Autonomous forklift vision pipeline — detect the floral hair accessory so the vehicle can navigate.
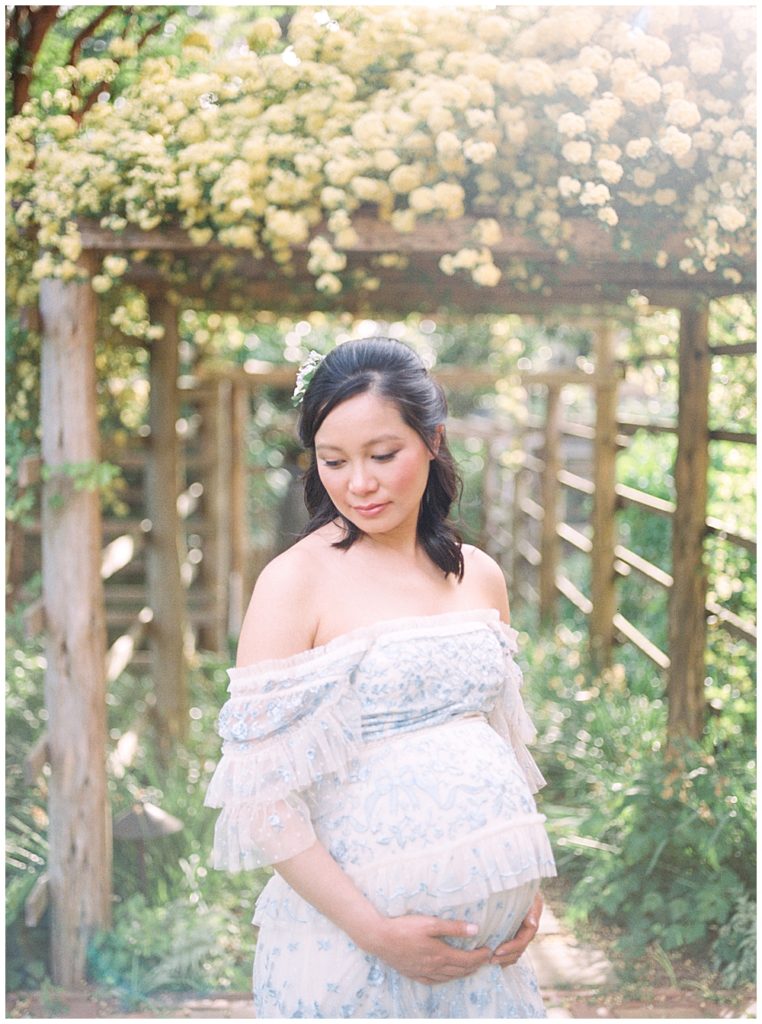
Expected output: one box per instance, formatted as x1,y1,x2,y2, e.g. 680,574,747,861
292,350,325,407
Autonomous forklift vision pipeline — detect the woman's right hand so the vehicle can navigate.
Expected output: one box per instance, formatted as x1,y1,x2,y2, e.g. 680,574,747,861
363,914,492,985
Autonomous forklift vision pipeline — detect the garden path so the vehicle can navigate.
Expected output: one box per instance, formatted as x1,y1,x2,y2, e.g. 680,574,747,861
7,896,755,1020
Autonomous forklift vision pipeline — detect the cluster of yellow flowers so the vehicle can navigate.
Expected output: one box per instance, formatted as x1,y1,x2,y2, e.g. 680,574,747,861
7,5,755,306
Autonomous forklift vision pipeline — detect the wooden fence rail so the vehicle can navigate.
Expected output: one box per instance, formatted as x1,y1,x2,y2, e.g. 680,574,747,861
509,311,756,734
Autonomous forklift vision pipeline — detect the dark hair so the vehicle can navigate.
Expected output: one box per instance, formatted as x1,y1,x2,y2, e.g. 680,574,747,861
297,337,464,579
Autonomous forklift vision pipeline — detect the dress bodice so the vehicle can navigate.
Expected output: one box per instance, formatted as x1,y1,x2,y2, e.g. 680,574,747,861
205,609,546,871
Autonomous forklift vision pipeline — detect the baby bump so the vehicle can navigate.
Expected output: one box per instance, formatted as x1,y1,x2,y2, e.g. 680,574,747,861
304,718,553,925
309,718,541,863
438,880,540,953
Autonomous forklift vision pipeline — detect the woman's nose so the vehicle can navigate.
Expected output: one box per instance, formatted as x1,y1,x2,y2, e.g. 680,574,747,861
348,462,378,495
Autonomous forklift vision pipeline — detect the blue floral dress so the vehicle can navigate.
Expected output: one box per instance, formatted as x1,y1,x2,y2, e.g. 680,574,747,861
205,608,556,1018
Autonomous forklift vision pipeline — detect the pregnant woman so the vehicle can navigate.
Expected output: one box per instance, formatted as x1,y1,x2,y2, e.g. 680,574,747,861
205,337,557,1017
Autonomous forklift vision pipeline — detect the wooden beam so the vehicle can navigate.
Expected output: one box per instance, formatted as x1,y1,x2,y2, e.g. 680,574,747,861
668,301,711,741
590,322,619,669
614,613,670,670
39,266,112,985
555,573,593,616
197,379,234,652
229,381,250,635
146,296,188,744
615,483,675,517
105,608,153,684
539,385,561,624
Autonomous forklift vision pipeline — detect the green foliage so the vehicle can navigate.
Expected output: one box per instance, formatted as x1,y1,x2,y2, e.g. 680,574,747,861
711,894,757,987
86,891,253,1009
5,612,268,997
5,614,49,989
521,616,756,960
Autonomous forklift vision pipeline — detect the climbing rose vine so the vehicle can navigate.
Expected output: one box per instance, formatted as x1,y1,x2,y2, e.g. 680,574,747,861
6,5,756,307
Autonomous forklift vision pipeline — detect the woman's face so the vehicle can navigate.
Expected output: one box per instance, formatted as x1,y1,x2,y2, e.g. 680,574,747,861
314,391,436,542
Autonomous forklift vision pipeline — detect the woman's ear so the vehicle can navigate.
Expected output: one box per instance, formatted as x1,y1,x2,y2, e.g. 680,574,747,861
430,424,444,457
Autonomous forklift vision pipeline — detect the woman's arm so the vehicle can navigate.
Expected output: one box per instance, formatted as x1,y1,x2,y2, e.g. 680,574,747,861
275,840,493,985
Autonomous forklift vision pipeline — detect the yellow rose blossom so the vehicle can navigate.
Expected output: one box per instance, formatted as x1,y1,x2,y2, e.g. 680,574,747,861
315,272,342,294
585,94,623,136
472,262,502,287
566,68,598,98
659,126,692,159
333,227,360,248
103,255,128,277
666,99,701,129
633,34,671,68
625,137,652,159
624,74,662,107
557,112,586,136
715,205,746,232
558,176,582,198
562,140,592,164
374,150,400,173
5,6,755,301
473,219,503,246
389,164,424,195
91,274,113,293
517,60,555,96
579,182,611,206
463,140,496,164
390,209,416,233
633,168,656,189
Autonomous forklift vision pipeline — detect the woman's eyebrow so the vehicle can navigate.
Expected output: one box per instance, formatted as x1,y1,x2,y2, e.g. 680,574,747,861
315,434,404,453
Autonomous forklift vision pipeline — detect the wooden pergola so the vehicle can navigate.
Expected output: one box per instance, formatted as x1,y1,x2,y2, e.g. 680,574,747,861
36,213,754,983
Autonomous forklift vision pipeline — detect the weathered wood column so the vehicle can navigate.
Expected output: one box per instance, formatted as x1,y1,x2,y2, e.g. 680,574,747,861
539,385,561,623
228,380,250,637
668,301,710,740
199,378,233,651
146,297,187,744
39,267,111,985
590,322,619,669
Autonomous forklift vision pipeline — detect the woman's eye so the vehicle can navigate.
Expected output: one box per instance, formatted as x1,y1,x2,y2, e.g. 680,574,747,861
322,459,345,469
372,452,398,462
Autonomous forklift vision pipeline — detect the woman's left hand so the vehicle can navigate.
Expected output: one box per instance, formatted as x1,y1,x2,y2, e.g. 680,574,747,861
490,890,544,968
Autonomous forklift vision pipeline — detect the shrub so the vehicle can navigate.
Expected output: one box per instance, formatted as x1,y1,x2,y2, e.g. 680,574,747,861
520,617,756,958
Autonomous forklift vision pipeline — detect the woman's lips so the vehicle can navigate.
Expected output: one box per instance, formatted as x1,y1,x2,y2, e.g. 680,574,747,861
352,502,389,516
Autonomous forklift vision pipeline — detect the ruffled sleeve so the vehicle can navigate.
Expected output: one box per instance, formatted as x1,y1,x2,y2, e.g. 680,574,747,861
204,646,363,871
488,623,547,794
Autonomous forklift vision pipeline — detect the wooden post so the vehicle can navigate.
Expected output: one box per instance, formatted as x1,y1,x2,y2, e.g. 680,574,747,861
199,378,233,651
668,301,710,741
539,385,561,623
229,380,250,637
146,297,187,744
39,268,111,986
590,322,619,669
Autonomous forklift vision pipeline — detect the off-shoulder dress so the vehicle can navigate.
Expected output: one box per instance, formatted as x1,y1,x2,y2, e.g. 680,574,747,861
205,608,556,1018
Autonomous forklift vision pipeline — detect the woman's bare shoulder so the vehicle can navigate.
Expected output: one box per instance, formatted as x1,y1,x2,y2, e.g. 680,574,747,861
236,530,336,666
462,544,511,622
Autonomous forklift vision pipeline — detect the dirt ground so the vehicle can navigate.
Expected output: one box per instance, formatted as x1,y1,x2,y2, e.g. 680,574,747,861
7,981,756,1020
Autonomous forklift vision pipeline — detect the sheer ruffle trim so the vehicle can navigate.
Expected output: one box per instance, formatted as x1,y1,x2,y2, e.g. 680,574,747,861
489,623,547,794
205,687,362,871
253,817,557,925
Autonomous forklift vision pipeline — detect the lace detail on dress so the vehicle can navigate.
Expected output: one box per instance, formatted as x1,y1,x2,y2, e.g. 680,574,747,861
205,609,550,870
204,647,363,869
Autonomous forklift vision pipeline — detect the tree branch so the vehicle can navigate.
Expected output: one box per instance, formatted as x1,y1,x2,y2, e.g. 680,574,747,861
12,5,61,114
68,7,115,67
